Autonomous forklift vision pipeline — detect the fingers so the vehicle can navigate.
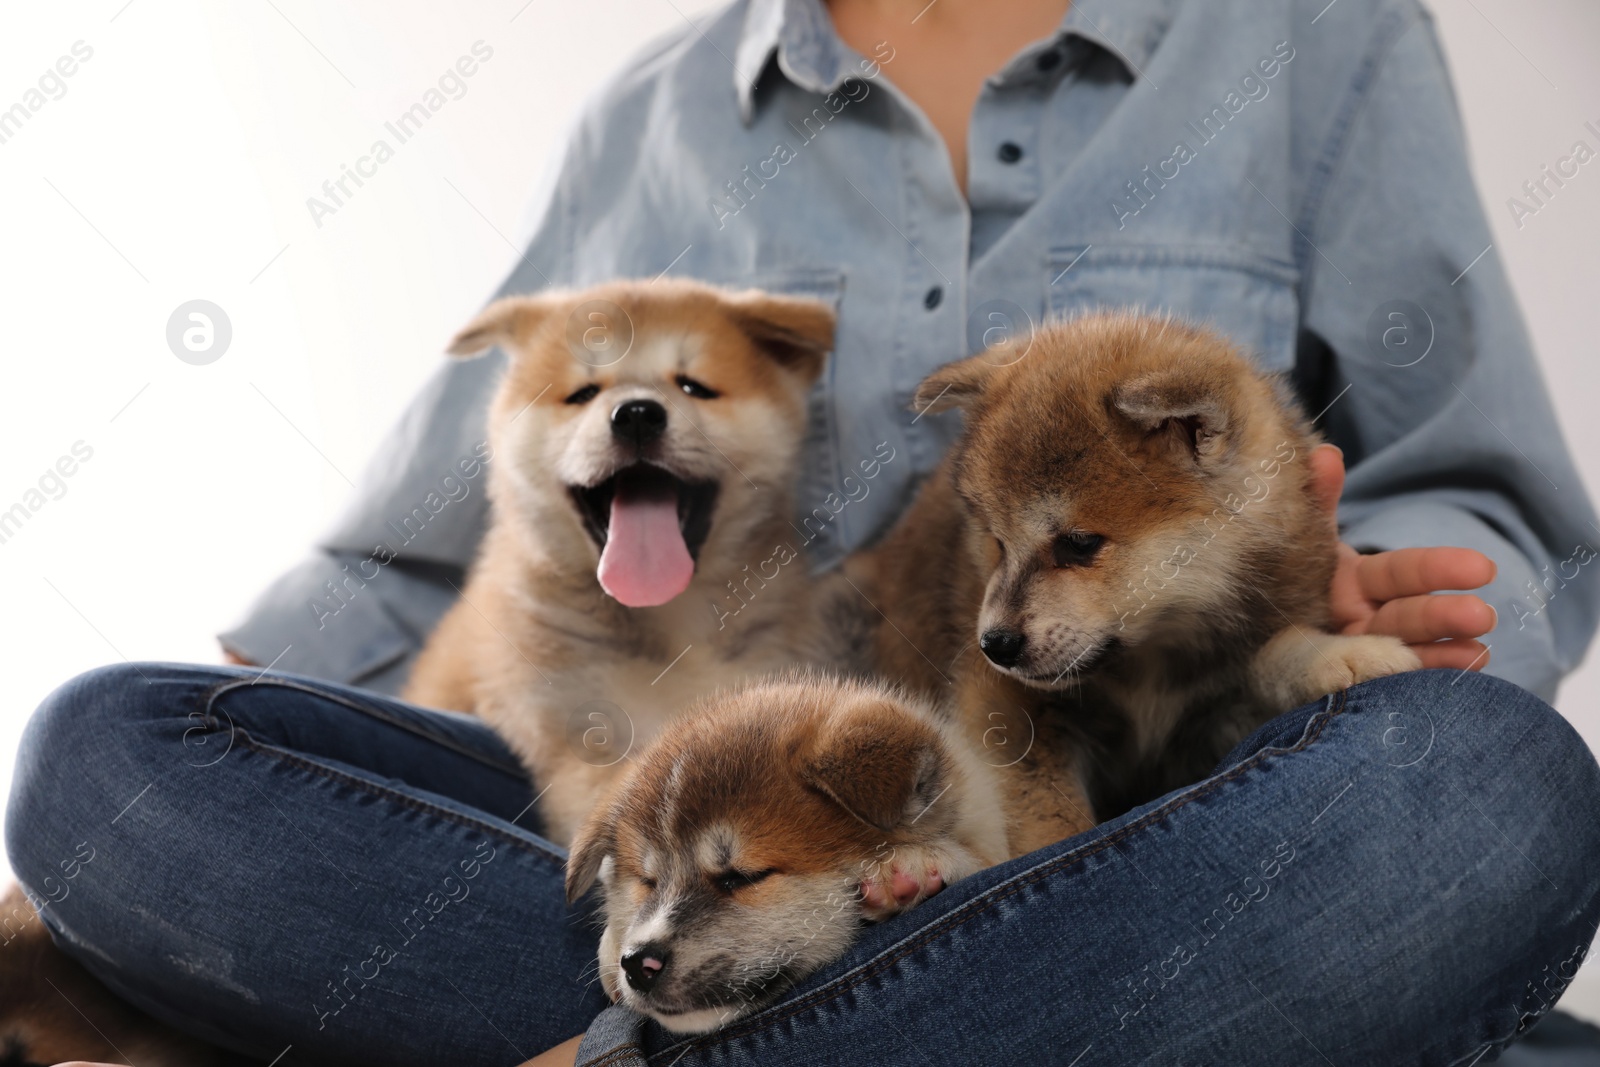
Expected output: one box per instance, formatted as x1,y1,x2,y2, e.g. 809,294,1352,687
1355,547,1497,602
1327,543,1376,629
1366,593,1497,644
1307,444,1345,534
1410,638,1491,671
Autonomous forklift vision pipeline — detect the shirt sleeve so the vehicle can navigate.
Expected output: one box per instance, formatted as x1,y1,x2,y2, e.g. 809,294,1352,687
1298,9,1598,702
219,143,575,693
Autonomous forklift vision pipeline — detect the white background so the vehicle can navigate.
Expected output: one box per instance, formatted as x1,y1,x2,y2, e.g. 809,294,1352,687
1,0,1597,1020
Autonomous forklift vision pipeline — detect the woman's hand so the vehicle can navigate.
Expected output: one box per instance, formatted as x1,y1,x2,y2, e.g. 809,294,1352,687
1309,444,1497,670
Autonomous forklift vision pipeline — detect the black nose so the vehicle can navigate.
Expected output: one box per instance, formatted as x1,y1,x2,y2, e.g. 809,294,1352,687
611,399,667,446
979,628,1025,667
620,942,670,993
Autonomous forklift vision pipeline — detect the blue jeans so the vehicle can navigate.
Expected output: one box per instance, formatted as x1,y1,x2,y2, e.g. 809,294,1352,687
8,664,1600,1066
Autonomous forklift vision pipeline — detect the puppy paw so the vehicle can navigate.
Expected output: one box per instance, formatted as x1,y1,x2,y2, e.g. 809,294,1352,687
1302,633,1422,696
1256,629,1424,710
858,846,946,920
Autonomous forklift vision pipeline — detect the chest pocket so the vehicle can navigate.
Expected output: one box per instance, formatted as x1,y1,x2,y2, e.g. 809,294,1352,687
1045,245,1301,371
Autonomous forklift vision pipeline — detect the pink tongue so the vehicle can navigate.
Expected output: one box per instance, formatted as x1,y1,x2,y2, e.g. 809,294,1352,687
597,483,695,607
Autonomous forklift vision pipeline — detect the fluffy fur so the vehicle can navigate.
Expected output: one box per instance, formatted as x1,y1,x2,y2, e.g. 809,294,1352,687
566,675,1008,1033
404,279,863,845
857,313,1420,851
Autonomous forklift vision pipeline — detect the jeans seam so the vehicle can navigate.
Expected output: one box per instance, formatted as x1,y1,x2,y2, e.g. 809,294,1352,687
230,732,567,866
580,1045,645,1067
203,675,528,780
656,689,1351,1058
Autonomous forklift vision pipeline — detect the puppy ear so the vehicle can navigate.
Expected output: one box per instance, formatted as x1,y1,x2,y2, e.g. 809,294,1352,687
725,292,835,383
911,355,996,416
1112,368,1234,464
447,295,555,358
801,701,945,834
565,805,616,904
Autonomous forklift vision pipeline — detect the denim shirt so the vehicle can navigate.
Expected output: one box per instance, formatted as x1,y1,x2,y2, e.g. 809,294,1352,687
223,0,1597,702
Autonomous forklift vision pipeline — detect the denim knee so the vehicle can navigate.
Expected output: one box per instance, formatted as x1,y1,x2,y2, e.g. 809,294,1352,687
1405,667,1600,827
1339,669,1600,1050
1365,667,1600,884
5,662,227,902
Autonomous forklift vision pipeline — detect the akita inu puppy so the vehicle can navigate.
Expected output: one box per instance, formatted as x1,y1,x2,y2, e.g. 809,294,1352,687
862,313,1420,852
566,676,1009,1033
405,280,856,846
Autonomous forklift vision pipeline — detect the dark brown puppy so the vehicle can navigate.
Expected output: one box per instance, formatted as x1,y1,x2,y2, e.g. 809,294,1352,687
859,313,1418,852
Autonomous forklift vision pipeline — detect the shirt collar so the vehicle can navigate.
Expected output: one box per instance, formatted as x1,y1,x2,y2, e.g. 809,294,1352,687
734,0,1179,124
1056,0,1177,83
735,0,848,123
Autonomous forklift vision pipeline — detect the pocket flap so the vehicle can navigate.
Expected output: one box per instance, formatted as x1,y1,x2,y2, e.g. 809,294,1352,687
1047,245,1300,370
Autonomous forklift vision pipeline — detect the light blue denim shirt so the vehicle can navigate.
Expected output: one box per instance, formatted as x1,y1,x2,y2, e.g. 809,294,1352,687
224,0,1597,702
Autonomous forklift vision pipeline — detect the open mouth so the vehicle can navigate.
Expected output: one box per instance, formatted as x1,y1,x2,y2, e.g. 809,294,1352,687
569,464,719,608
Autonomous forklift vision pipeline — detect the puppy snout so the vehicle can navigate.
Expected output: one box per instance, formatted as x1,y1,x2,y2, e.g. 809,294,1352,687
611,399,668,447
620,942,670,993
979,628,1026,668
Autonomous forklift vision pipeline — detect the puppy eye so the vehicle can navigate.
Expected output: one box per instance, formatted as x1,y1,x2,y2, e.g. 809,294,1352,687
640,876,658,891
1052,532,1104,568
713,868,775,894
676,375,720,400
565,383,600,405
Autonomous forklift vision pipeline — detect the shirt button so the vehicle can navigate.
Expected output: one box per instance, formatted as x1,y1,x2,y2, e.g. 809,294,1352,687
1036,49,1062,72
998,142,1023,164
923,285,943,310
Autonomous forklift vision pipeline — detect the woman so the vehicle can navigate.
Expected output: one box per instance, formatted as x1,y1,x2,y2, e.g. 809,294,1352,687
12,0,1600,1064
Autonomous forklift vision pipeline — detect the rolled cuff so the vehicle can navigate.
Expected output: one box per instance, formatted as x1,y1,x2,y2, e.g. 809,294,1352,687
575,1004,648,1067
217,551,456,694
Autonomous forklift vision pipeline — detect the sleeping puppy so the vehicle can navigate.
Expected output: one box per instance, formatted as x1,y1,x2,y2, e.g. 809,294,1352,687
861,312,1420,852
405,280,858,846
565,676,1009,1033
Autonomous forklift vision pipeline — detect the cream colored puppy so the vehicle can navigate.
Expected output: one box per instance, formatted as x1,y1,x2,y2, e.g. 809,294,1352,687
405,280,859,845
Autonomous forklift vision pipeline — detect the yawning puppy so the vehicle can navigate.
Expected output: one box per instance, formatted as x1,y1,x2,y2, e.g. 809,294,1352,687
566,676,1009,1033
861,313,1420,851
405,280,858,845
